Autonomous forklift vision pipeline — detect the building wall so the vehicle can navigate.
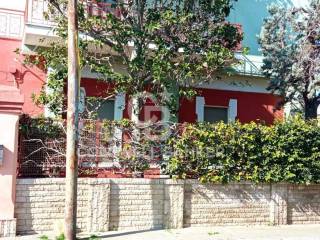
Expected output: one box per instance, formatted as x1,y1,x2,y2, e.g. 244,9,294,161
81,77,283,125
0,1,284,122
179,88,283,125
0,0,45,117
15,178,320,235
0,38,44,116
0,1,27,12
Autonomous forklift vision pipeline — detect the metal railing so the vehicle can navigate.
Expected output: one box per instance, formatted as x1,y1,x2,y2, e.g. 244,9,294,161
0,8,24,39
26,0,52,26
17,117,173,178
234,53,264,77
25,0,119,26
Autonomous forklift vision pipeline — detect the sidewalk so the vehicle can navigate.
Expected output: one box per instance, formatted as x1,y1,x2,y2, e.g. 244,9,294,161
10,224,320,240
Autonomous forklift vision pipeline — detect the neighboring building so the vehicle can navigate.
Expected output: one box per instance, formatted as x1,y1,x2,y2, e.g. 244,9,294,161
0,0,285,124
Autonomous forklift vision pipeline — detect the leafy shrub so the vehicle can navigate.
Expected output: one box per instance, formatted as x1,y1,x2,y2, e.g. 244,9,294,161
166,117,320,184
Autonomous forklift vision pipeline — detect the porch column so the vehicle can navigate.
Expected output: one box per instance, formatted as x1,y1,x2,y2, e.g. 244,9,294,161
0,85,24,237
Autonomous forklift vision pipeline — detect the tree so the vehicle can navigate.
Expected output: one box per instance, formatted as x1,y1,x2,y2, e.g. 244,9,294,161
26,0,242,121
259,0,320,119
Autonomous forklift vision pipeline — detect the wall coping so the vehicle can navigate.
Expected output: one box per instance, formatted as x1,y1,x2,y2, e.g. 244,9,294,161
16,178,316,186
0,85,24,114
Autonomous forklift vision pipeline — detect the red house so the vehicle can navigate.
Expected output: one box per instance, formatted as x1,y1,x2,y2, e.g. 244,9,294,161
0,0,283,125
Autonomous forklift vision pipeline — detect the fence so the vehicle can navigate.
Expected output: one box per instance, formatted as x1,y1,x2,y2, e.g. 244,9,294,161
18,117,178,178
15,178,320,235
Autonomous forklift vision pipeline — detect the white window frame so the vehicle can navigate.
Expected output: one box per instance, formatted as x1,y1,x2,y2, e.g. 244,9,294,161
228,99,237,123
196,96,238,123
204,105,228,123
98,93,125,168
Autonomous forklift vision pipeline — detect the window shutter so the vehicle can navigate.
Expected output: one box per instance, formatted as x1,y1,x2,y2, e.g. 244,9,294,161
79,87,86,114
228,99,238,123
112,93,125,162
114,93,125,120
196,96,205,122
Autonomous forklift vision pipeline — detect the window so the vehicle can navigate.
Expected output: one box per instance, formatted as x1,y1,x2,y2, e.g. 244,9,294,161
97,99,115,120
87,99,115,120
204,106,228,123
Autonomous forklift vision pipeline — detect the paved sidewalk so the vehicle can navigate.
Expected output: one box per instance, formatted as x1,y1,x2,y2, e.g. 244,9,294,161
9,224,320,240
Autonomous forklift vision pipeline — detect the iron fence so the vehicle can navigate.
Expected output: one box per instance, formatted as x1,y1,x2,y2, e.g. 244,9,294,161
18,117,179,177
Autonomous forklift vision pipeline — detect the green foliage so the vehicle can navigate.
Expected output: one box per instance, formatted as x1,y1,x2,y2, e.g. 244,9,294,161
259,1,320,119
88,235,101,240
26,0,242,117
55,234,65,240
39,236,49,240
167,117,320,184
38,234,101,240
38,234,70,240
20,115,63,139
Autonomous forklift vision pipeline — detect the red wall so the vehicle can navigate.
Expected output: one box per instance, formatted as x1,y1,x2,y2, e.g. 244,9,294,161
0,46,283,124
0,38,45,116
81,78,130,119
179,88,283,125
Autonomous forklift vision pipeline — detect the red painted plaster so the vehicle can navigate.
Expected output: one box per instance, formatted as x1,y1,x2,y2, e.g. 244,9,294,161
179,88,283,125
0,43,283,123
0,38,45,116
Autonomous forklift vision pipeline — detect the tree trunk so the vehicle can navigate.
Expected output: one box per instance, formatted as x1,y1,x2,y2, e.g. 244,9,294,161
304,97,319,120
65,0,80,239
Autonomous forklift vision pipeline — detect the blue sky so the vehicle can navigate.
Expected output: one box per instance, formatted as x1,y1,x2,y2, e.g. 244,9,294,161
229,0,310,55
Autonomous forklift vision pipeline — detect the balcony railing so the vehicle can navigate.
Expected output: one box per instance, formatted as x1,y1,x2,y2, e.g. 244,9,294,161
26,0,119,26
25,1,262,77
0,8,24,39
26,0,52,26
234,53,264,77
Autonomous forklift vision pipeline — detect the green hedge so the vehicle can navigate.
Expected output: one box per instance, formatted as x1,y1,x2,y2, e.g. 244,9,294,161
167,117,320,184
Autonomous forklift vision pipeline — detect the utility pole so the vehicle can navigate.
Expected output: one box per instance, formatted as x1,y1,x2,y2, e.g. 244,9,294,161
65,0,80,239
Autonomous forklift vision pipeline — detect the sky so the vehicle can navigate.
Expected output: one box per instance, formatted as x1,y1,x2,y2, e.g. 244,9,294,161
229,0,311,55
291,0,308,7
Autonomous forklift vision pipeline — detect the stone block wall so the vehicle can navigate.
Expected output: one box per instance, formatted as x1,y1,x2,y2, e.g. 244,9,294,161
15,178,92,234
14,178,320,235
0,219,16,237
109,179,165,230
287,185,320,224
184,182,270,226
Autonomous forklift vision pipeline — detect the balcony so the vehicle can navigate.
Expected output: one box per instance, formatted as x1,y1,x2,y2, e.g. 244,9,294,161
0,8,24,39
234,53,264,77
23,0,118,51
26,0,52,26
23,0,55,51
22,1,262,77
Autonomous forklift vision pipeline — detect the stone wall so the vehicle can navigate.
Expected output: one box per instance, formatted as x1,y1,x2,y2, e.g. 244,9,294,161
0,219,16,237
287,185,320,224
184,183,270,226
15,178,320,235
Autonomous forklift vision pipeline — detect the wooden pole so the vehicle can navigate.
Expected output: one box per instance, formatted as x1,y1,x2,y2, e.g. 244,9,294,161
65,0,80,239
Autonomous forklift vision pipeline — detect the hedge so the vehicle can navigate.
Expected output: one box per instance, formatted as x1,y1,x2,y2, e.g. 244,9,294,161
166,117,320,184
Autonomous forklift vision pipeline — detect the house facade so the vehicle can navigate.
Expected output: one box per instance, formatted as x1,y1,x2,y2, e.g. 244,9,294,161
0,0,288,124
